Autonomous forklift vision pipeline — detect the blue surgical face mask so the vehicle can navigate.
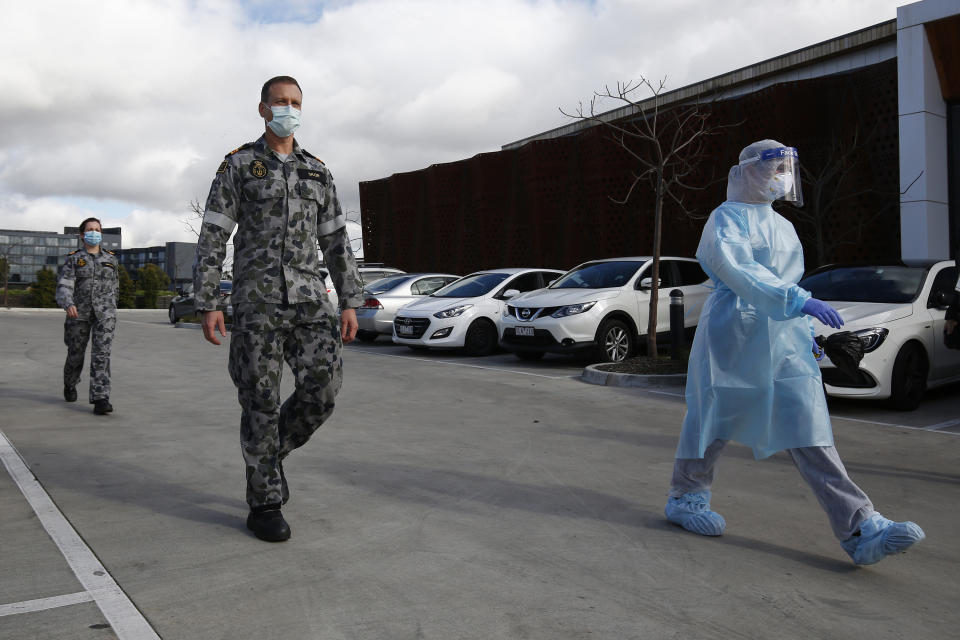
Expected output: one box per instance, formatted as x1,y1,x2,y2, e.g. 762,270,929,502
266,105,301,138
83,230,102,246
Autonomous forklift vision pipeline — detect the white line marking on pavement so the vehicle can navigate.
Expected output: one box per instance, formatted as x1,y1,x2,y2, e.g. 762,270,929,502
0,430,161,639
350,348,577,379
0,592,94,618
831,415,960,435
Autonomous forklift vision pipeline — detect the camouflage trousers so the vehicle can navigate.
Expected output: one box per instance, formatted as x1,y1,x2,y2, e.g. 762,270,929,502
63,315,116,403
228,302,343,508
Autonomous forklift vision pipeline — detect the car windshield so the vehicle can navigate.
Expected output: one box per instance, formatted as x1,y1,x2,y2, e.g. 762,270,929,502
432,273,510,297
550,261,648,289
366,274,415,294
799,266,926,303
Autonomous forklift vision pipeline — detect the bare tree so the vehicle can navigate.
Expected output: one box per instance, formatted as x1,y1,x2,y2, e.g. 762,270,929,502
561,77,727,357
777,124,899,267
184,200,233,276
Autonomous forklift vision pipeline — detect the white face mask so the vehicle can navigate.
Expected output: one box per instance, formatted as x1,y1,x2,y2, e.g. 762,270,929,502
767,172,793,199
266,105,301,137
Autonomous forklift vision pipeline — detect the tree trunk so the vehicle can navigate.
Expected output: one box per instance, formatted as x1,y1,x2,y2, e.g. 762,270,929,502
646,173,664,357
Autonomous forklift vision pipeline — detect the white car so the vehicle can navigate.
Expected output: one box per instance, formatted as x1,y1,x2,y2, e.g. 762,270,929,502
392,268,565,356
355,272,461,342
320,266,405,310
800,260,960,410
500,257,711,363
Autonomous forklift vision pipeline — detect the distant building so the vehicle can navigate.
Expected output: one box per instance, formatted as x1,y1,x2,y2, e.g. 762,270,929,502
0,227,122,284
116,242,197,289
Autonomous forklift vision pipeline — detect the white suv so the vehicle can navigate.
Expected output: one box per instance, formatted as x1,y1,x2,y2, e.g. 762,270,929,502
500,257,711,362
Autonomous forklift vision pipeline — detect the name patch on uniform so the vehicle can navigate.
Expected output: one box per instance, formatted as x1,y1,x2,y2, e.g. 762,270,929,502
104,262,116,270
297,168,326,183
216,161,227,174
250,160,268,178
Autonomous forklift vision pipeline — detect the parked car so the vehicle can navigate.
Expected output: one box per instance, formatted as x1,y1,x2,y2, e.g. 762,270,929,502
393,268,564,356
800,260,960,410
355,272,461,342
500,257,711,363
321,266,405,310
168,280,232,323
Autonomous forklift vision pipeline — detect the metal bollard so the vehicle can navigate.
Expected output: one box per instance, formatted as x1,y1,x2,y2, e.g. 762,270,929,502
669,289,685,360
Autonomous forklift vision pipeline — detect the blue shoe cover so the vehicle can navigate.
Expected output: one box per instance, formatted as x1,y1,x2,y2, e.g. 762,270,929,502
665,491,726,536
840,513,925,565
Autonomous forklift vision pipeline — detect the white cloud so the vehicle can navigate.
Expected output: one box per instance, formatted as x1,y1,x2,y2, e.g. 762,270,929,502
0,0,902,250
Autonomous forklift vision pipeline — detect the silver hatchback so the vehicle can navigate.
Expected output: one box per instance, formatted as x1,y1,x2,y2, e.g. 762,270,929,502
355,273,460,342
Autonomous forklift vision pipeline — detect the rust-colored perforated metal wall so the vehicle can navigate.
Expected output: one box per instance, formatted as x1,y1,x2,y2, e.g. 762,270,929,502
360,60,898,274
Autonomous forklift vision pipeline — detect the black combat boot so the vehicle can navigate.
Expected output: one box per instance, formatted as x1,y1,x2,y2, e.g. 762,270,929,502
246,505,291,542
93,399,113,415
64,386,77,402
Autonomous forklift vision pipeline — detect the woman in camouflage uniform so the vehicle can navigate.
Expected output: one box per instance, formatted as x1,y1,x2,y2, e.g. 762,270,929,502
56,217,119,415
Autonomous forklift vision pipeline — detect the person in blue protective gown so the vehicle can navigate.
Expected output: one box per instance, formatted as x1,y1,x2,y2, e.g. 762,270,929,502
664,139,925,565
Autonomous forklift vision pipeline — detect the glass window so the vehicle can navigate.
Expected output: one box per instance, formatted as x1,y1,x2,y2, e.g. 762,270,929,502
0,235,8,244
367,274,415,294
502,272,542,295
46,256,58,265
411,276,452,296
60,238,75,247
799,266,926,304
9,246,22,255
431,273,510,298
46,237,60,246
676,260,708,285
552,261,647,290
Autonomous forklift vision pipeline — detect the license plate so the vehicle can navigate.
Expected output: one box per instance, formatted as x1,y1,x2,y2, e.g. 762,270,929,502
397,325,414,335
515,326,535,337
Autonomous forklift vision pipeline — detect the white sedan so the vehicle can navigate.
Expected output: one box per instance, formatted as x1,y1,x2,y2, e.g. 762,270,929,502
392,268,565,356
800,260,960,410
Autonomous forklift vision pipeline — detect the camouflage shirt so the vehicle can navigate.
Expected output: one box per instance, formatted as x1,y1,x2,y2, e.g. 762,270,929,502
55,248,119,320
193,135,362,311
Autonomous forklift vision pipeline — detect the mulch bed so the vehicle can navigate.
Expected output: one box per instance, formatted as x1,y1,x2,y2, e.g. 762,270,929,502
593,355,688,375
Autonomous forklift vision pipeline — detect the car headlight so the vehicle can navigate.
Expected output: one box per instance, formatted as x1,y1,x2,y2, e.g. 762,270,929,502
551,301,597,318
434,304,473,319
851,327,889,353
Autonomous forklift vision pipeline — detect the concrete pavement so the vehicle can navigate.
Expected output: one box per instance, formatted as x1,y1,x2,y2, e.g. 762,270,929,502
1,308,958,639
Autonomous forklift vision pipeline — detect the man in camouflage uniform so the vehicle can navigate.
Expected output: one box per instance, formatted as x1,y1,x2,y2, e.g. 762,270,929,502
194,75,362,542
55,217,119,415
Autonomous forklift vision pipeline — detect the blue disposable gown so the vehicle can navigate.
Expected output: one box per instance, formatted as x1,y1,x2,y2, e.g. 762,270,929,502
676,201,834,459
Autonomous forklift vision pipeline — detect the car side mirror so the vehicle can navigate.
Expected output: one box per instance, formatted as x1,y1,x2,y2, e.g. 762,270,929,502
639,277,660,290
930,290,952,309
502,289,521,300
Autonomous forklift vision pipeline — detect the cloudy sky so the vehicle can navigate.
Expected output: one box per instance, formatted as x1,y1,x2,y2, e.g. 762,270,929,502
1,0,902,249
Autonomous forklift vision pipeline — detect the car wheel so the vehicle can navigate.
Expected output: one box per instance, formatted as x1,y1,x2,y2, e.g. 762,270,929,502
168,305,178,324
889,343,927,411
464,319,497,356
515,350,545,361
595,318,632,363
356,330,378,343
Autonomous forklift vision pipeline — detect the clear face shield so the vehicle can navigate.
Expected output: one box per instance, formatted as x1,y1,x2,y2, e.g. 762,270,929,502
739,146,803,207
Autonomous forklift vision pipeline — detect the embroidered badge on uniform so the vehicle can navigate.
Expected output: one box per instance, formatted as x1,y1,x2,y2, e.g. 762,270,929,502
251,160,267,178
77,258,86,267
216,161,228,174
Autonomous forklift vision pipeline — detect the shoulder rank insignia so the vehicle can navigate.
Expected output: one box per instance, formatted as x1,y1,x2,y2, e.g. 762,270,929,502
301,149,324,164
250,159,268,178
105,250,116,255
226,142,254,157
77,258,86,267
67,249,78,255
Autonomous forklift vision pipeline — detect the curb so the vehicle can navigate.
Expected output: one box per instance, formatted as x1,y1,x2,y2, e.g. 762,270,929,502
581,364,686,389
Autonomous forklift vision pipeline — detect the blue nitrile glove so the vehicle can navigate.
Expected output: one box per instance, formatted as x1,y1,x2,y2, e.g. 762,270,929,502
812,338,824,361
802,298,844,329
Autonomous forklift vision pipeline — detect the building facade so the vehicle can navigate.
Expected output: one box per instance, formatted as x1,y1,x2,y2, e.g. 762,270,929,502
0,227,122,284
116,242,196,289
